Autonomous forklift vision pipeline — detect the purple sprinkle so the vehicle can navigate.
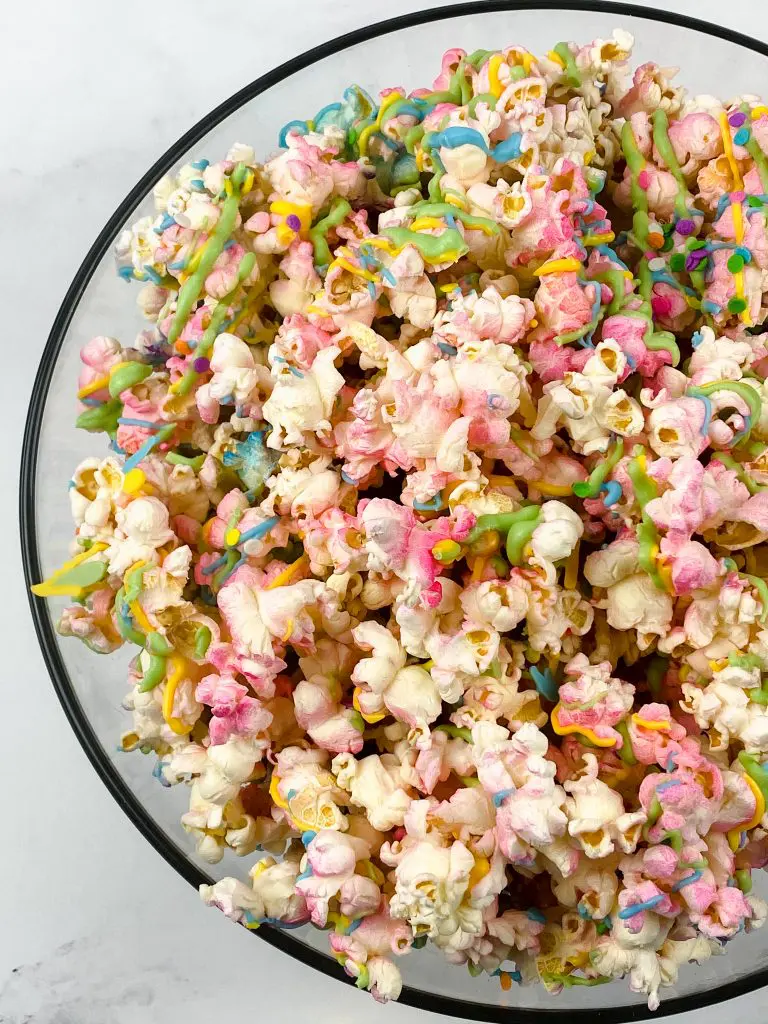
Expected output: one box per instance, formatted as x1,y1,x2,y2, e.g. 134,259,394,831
286,214,302,231
685,250,708,271
193,357,210,372
676,219,695,236
729,111,747,128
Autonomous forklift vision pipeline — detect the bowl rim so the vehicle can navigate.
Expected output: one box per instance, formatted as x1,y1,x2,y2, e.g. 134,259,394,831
20,2,768,1018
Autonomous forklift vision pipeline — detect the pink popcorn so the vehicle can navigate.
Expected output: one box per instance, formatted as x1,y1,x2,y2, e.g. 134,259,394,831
601,312,674,377
218,564,324,663
360,498,474,605
293,640,364,754
78,335,123,395
659,536,721,595
619,63,682,117
487,909,544,953
527,338,591,383
628,704,689,766
639,757,725,843
296,829,377,927
309,259,379,330
681,875,752,939
554,654,635,747
533,272,595,340
435,287,534,345
616,161,682,221
269,242,322,317
195,673,272,745
58,587,122,654
265,132,337,213
667,113,723,177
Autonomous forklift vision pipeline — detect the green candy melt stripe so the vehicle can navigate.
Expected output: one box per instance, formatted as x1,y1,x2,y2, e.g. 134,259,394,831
688,380,761,446
310,197,352,266
652,109,690,220
381,225,468,263
167,162,250,347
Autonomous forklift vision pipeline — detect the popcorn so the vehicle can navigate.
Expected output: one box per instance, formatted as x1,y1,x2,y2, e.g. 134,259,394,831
38,32,768,1009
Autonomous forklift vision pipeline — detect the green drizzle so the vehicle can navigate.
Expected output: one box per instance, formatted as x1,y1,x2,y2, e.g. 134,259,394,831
170,252,256,397
688,380,761,446
309,197,352,266
573,437,624,498
76,398,122,437
166,452,206,470
109,361,152,398
553,42,582,87
615,720,638,765
409,201,501,235
435,724,473,742
195,625,212,659
741,573,768,624
652,109,690,219
738,750,768,805
712,453,767,495
381,225,468,264
468,92,497,117
626,451,666,591
736,868,753,894
168,162,251,347
621,121,651,250
592,269,628,316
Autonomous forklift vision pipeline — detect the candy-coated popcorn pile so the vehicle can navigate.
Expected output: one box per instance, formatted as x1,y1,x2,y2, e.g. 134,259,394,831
36,30,768,1009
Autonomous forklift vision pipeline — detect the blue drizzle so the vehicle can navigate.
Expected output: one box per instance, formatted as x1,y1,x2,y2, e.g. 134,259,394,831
655,778,682,793
236,517,280,544
122,431,166,473
200,554,227,577
595,245,629,270
301,830,317,846
423,126,522,163
217,554,246,585
118,418,167,430
530,664,559,702
618,893,667,919
154,213,176,233
278,120,311,146
492,788,515,807
414,493,444,511
691,394,713,436
672,870,702,891
526,908,547,924
600,480,622,507
152,759,171,788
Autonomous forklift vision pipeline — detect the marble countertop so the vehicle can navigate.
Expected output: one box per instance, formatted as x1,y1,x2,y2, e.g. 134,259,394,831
5,1,768,1021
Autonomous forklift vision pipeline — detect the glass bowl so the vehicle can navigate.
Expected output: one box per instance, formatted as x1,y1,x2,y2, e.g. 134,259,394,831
20,3,768,1019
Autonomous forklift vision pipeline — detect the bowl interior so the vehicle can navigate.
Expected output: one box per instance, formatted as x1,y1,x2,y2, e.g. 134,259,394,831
23,4,768,1019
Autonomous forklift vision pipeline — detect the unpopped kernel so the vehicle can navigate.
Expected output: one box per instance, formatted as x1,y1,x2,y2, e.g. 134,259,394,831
36,31,768,1009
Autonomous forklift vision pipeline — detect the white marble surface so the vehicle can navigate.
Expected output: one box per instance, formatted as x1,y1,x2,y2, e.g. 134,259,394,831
5,1,768,1021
